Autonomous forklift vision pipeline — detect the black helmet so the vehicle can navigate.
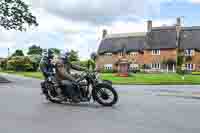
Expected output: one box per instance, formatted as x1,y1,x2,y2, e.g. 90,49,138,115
60,49,70,61
47,49,54,59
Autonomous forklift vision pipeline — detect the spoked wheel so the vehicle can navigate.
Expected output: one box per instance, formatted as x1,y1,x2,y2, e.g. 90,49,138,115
95,84,118,106
46,90,63,104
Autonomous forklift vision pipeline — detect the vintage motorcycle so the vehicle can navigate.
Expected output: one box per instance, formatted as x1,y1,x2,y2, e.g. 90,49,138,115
40,71,118,106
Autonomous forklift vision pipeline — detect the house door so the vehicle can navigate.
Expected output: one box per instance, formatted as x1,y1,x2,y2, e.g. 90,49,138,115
120,64,128,73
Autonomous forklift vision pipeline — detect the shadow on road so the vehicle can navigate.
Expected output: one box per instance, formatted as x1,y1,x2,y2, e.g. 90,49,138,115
42,101,119,109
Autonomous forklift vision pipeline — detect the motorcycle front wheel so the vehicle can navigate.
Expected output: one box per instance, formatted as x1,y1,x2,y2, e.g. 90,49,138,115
94,84,118,106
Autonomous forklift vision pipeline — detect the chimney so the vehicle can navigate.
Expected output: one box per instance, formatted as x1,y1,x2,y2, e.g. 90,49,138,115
176,17,182,48
102,29,107,39
147,20,152,32
176,17,181,26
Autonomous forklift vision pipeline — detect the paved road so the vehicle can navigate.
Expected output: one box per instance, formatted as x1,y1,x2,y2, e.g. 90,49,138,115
1,74,200,133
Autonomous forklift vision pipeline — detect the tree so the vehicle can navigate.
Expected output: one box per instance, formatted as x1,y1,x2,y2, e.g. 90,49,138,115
27,45,43,55
0,0,38,31
69,50,79,62
28,54,42,71
0,59,8,70
49,48,61,56
12,49,24,56
7,56,33,71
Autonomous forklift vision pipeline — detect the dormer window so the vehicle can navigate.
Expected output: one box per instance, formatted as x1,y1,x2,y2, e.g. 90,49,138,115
152,49,160,55
185,49,194,56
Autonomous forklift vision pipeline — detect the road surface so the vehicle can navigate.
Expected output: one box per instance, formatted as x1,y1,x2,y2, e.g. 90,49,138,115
0,74,200,133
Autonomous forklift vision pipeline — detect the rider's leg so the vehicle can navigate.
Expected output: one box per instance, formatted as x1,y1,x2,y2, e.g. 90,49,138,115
61,80,80,102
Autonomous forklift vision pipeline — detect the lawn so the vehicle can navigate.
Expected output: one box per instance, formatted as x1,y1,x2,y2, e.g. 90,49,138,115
101,73,200,85
1,71,200,85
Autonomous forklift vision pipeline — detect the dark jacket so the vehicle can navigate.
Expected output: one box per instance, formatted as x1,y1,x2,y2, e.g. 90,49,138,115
40,57,55,79
55,59,86,82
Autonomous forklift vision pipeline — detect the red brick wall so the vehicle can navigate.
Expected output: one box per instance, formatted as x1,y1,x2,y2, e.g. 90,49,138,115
143,49,177,65
96,52,144,71
185,50,200,71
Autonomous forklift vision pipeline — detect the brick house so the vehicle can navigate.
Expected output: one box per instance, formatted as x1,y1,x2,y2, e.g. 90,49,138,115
96,18,200,72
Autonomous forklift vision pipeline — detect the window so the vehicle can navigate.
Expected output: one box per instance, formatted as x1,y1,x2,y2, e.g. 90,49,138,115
152,49,160,55
104,53,112,56
130,52,138,56
129,64,139,70
119,52,123,56
151,63,160,69
104,64,112,70
185,64,194,70
185,49,195,56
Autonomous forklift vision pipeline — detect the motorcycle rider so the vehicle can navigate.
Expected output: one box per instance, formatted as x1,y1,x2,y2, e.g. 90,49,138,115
40,49,55,80
54,50,87,103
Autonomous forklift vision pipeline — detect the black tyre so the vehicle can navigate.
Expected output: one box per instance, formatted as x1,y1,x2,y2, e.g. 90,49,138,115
94,84,118,106
45,90,62,104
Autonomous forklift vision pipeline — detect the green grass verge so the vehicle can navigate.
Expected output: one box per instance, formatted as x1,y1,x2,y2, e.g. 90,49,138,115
101,73,200,85
0,71,44,79
1,71,200,85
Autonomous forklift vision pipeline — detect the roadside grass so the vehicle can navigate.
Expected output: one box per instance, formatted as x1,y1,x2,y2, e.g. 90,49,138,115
101,73,200,85
0,71,43,79
1,71,200,85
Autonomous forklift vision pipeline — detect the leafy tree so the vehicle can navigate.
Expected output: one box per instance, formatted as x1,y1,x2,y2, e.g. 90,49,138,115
28,54,42,71
7,56,33,71
12,49,24,56
69,50,79,62
27,45,43,55
0,0,38,31
49,48,61,55
88,59,96,70
73,59,95,70
0,59,8,70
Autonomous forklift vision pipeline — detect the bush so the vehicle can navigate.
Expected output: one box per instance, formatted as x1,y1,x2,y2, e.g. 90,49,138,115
101,69,117,73
192,72,200,75
176,67,186,75
177,56,184,66
7,56,33,71
0,59,8,70
129,69,140,73
28,54,42,71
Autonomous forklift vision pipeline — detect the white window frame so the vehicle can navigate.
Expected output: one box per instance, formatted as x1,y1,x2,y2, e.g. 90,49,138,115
129,64,139,70
152,49,160,55
185,64,194,71
185,49,195,56
119,52,123,56
104,53,112,56
104,64,113,70
151,63,160,69
130,52,138,56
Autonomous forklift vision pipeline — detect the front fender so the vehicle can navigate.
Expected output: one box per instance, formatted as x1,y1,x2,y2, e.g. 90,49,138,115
102,80,112,86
